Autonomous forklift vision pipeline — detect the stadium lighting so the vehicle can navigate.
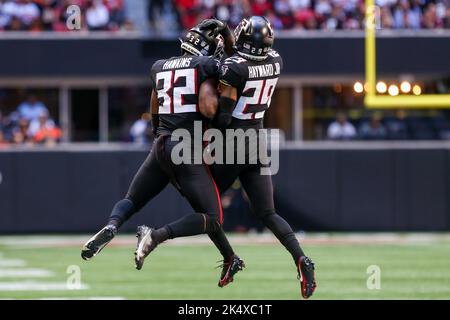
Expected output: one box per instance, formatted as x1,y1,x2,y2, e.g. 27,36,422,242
376,81,387,94
412,84,422,95
388,84,399,96
400,81,411,94
353,82,364,94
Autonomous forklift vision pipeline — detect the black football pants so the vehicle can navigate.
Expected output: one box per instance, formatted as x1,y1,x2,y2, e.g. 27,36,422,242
108,135,231,249
210,162,305,264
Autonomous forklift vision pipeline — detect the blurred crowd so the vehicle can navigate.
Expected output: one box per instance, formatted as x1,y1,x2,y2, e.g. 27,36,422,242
1,0,448,33
327,110,450,140
0,0,133,31
149,0,450,32
0,95,62,146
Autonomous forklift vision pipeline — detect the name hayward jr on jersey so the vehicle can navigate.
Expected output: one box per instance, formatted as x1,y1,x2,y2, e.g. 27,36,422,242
219,49,283,129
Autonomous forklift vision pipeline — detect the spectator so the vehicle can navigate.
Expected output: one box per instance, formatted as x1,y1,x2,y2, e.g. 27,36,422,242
422,3,440,28
1,0,449,33
380,6,394,28
385,109,409,140
28,108,55,138
18,0,40,27
0,112,18,142
145,0,450,33
147,0,165,31
274,0,296,29
40,0,59,31
0,0,132,31
444,6,450,28
86,0,110,30
0,111,5,145
327,112,357,140
393,0,421,29
12,118,32,144
251,0,272,17
174,0,200,30
0,130,7,146
33,118,62,146
129,112,151,144
106,0,125,29
359,113,387,140
17,94,49,122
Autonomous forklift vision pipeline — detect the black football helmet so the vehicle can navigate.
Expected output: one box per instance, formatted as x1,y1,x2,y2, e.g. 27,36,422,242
234,16,274,61
180,25,219,57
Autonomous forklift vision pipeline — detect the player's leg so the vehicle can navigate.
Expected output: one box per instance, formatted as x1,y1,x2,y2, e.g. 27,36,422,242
209,162,242,194
109,145,169,228
206,163,247,286
81,139,169,260
239,165,316,299
135,159,244,285
135,163,226,264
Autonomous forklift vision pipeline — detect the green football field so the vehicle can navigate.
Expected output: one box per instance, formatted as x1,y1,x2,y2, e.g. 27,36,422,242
1,233,450,300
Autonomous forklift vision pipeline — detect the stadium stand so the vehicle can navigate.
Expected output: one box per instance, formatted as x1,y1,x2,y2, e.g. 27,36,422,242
0,0,133,31
0,1,448,33
149,0,450,32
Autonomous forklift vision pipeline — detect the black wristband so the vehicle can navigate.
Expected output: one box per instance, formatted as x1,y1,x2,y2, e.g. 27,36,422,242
212,96,235,130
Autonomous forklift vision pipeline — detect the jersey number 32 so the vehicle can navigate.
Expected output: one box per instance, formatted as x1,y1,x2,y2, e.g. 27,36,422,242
156,68,197,114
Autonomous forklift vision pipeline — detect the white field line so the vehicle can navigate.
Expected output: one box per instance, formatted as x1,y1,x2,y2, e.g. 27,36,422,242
2,233,450,249
0,297,125,300
0,281,89,291
0,259,26,267
38,297,125,300
0,268,54,278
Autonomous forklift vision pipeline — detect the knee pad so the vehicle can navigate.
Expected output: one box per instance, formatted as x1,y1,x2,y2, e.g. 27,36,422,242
203,214,221,233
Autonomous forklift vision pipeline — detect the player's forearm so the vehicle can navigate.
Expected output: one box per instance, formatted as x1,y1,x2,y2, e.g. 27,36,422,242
222,27,235,57
199,93,218,119
199,79,219,119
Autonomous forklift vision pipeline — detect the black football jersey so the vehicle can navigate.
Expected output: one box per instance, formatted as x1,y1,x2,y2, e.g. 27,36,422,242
219,50,283,129
150,54,219,136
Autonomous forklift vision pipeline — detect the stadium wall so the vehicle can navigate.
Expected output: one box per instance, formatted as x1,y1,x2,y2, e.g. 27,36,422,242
1,144,449,233
0,35,449,78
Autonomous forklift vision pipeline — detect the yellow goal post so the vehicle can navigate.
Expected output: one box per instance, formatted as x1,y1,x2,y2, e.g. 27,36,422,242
364,0,450,108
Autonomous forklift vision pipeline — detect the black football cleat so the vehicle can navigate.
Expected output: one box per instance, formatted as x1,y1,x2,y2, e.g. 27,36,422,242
134,225,158,270
81,225,117,261
217,255,245,287
297,256,317,299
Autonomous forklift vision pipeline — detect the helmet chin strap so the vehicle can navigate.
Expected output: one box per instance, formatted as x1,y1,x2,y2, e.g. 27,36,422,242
236,50,268,61
180,42,203,56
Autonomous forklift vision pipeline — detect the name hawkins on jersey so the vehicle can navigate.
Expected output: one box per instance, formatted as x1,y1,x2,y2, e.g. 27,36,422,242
163,57,193,70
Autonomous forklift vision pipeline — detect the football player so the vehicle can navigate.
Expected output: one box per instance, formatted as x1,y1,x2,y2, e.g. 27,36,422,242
81,23,244,286
210,16,317,299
